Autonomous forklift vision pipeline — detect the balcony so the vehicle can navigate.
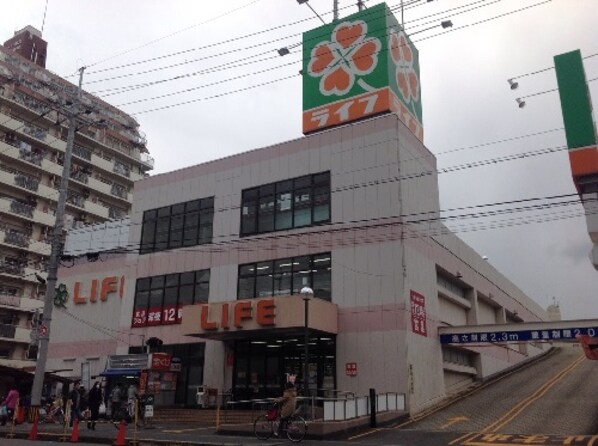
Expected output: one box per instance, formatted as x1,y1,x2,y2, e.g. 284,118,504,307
70,169,90,184
140,152,154,169
73,144,92,161
4,230,29,248
109,207,124,220
0,323,16,339
14,173,40,192
0,261,24,277
0,197,55,227
66,191,86,208
9,200,34,218
0,228,51,256
22,123,47,142
110,183,129,200
0,324,31,343
0,111,66,154
113,160,130,178
0,293,21,308
19,148,44,166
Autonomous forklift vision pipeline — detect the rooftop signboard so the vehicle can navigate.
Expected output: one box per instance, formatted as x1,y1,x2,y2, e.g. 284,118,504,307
302,3,423,139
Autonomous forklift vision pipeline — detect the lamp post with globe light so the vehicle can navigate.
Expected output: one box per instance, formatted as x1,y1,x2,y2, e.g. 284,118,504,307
300,286,314,396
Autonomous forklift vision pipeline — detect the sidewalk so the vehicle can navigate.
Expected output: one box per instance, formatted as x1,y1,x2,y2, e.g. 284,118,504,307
0,419,268,445
0,410,408,444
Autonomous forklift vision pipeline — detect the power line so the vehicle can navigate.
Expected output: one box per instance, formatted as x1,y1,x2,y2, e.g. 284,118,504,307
80,0,430,77
65,0,264,74
509,51,598,81
121,0,554,115
47,192,587,259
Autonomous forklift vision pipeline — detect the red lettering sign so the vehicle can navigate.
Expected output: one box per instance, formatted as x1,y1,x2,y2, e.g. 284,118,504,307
162,305,177,325
147,307,162,326
132,309,147,327
198,299,277,331
410,290,427,337
73,276,124,304
151,353,172,371
345,362,357,376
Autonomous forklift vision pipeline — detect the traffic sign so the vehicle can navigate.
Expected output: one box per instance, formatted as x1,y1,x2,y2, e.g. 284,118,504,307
38,324,48,338
440,326,598,345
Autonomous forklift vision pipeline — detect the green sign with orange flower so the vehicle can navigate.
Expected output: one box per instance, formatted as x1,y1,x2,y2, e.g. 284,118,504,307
302,3,423,140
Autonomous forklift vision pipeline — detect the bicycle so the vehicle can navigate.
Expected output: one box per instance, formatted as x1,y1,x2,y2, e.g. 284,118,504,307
253,405,307,442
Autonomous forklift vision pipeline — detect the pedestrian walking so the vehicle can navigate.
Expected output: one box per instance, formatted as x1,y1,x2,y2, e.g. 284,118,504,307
68,382,81,427
87,382,102,430
0,386,19,426
110,383,122,421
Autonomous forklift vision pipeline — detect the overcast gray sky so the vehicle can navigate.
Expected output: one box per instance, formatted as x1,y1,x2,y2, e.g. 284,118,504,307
2,0,597,320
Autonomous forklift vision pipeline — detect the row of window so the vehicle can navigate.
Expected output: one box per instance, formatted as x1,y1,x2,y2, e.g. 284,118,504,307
131,253,332,327
241,172,331,236
140,197,214,254
138,171,331,255
238,253,331,300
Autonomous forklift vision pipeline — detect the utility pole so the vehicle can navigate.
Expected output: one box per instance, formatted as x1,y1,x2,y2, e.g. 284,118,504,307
30,66,85,409
333,0,339,21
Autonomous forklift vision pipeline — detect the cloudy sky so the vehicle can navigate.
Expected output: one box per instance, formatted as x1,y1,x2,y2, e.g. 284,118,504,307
2,0,597,319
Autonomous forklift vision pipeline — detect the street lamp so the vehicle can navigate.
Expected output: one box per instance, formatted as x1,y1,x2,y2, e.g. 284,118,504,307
300,286,314,396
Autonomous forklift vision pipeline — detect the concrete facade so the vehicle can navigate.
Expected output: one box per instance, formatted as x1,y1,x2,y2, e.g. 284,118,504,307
49,113,547,413
0,26,152,378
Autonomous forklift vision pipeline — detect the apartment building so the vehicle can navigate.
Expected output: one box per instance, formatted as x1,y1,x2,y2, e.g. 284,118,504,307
0,26,153,372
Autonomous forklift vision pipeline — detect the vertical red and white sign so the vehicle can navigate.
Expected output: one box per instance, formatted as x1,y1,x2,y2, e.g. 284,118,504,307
345,362,357,376
410,290,427,337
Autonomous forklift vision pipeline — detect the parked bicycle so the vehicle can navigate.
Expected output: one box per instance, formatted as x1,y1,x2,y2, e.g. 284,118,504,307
253,404,307,442
38,403,65,424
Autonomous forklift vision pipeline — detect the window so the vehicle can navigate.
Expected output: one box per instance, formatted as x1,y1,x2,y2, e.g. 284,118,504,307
140,197,214,254
238,253,331,301
240,172,330,236
132,269,210,327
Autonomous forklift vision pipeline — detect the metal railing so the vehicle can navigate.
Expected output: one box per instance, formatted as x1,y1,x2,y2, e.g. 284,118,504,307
110,183,128,199
0,293,21,307
9,200,35,218
0,323,16,339
14,173,40,192
4,230,30,248
66,192,85,208
73,145,92,161
0,261,24,276
322,392,405,421
70,169,89,184
18,148,44,166
113,161,130,178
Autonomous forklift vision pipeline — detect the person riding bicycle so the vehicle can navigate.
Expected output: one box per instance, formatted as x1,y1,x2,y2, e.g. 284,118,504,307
274,381,297,437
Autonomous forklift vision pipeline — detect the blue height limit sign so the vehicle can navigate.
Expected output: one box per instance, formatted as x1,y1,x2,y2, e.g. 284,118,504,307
439,326,598,344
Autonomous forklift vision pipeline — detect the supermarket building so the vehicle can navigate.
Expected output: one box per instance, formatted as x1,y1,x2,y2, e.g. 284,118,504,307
46,3,547,412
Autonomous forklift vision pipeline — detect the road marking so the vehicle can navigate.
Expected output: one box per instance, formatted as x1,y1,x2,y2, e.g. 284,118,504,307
459,433,598,446
347,427,385,441
481,354,585,433
441,416,469,429
161,426,214,433
449,432,478,445
392,348,559,429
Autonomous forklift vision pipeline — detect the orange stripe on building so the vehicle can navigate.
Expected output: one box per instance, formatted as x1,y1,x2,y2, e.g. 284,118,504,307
302,88,391,133
569,145,598,177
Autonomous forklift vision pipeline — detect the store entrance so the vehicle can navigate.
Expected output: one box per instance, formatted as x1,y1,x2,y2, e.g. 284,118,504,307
233,335,335,401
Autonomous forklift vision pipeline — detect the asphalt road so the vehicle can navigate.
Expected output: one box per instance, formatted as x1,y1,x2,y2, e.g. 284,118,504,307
2,346,597,446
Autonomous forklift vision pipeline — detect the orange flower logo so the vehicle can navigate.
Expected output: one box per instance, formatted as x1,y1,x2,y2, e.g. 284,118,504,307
307,20,381,96
389,29,419,103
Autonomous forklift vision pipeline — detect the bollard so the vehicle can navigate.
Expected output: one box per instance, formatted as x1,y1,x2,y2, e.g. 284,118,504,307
369,388,376,428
